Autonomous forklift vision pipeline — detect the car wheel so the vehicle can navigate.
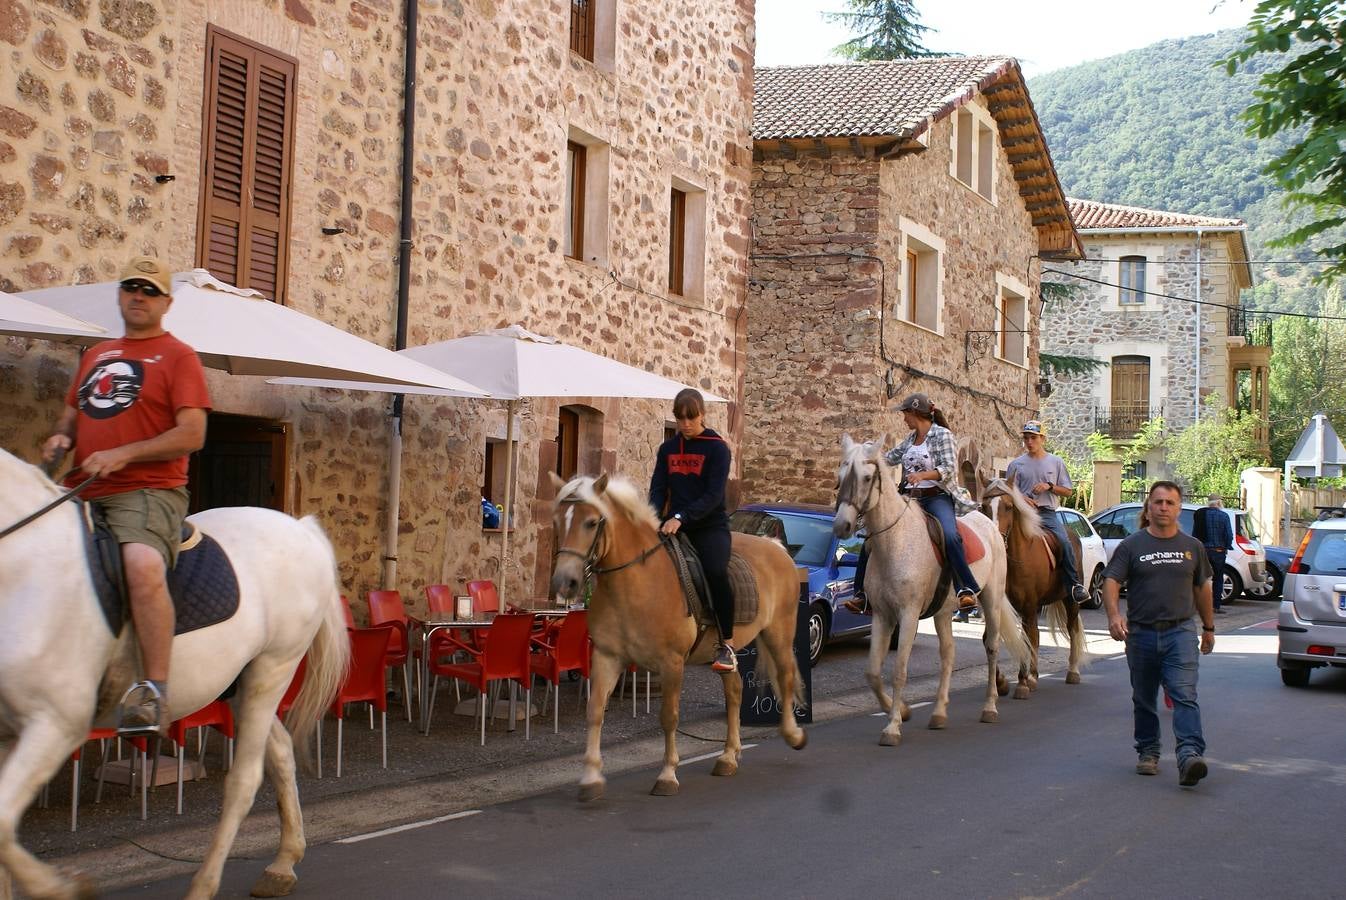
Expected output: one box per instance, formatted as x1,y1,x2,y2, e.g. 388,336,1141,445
1085,565,1105,610
1244,563,1282,601
1280,665,1311,688
1221,566,1243,605
806,603,828,668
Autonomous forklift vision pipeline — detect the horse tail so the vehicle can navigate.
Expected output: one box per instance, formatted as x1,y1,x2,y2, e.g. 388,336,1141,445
284,516,351,773
1044,602,1091,671
993,591,1033,672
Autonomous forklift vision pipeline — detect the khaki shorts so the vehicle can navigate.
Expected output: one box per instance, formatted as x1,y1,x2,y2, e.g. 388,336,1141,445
94,487,190,568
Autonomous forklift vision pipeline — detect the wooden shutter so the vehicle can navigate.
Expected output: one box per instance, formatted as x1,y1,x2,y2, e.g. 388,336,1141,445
1111,355,1151,434
570,0,595,60
198,28,296,304
668,188,686,296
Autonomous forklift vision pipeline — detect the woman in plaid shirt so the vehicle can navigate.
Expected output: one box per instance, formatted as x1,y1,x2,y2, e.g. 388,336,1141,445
845,393,981,614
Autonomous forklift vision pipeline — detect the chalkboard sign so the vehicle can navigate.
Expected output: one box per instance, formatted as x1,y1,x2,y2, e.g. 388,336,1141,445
738,573,813,725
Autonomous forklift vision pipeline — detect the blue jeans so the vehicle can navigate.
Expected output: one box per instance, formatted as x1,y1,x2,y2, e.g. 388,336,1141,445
1205,549,1227,609
917,492,980,595
1125,622,1205,763
1037,509,1082,588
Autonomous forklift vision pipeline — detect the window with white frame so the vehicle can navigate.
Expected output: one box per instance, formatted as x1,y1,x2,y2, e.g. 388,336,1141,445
996,277,1028,366
563,127,610,267
668,176,705,301
1119,255,1147,306
951,103,996,202
900,222,943,333
568,0,616,71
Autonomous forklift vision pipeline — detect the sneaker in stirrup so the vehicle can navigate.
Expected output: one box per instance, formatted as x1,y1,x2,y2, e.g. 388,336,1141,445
842,592,869,615
1070,583,1090,604
711,643,738,673
956,588,977,611
116,680,167,737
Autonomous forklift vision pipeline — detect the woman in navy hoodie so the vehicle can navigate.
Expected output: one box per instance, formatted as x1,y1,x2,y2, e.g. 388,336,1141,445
649,388,737,673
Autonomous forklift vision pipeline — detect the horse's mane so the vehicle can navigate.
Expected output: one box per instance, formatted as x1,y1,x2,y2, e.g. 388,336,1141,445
0,446,62,501
1002,485,1047,540
557,474,661,532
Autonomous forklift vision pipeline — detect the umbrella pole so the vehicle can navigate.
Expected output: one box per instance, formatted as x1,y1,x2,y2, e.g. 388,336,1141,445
383,399,404,589
498,399,516,612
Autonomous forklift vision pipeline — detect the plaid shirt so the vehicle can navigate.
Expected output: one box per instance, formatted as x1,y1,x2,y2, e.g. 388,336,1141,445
886,424,978,515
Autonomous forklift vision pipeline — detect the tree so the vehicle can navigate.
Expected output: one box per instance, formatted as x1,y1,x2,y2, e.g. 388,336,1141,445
827,0,934,60
1166,398,1265,498
1267,283,1346,462
1222,1,1346,282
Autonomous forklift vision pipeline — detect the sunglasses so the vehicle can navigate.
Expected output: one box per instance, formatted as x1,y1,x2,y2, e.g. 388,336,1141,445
120,280,164,298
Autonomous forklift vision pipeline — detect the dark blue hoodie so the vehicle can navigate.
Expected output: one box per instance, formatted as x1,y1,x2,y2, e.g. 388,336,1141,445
649,428,730,529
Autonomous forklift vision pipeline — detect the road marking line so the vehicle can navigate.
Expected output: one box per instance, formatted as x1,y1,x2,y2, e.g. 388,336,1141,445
336,810,481,844
1106,654,1126,660
872,701,931,717
681,743,757,766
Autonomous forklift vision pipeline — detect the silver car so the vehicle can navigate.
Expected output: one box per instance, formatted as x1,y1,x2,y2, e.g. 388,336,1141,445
1278,517,1346,687
1058,507,1109,609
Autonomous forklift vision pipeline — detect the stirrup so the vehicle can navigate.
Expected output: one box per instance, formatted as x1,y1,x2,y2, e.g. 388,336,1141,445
842,593,870,615
956,590,978,612
711,643,738,673
115,680,166,737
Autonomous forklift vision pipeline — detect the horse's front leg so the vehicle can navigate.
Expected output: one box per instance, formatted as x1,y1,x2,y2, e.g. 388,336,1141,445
651,661,685,795
928,611,955,729
712,663,743,777
880,607,920,746
1017,608,1039,699
578,650,623,803
865,608,902,718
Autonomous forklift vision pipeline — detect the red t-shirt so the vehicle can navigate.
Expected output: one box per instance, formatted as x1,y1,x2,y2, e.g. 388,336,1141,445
63,332,211,499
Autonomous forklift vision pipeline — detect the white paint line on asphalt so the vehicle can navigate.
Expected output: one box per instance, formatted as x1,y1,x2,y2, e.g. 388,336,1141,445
872,701,931,717
1106,654,1126,660
335,809,481,844
681,743,758,766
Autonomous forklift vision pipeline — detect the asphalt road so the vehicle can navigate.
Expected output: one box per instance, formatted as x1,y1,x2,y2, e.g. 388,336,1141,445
115,615,1346,899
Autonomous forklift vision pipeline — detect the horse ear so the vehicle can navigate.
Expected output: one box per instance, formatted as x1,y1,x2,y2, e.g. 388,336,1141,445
982,477,1010,500
879,432,893,451
593,472,609,495
548,471,568,491
841,432,855,453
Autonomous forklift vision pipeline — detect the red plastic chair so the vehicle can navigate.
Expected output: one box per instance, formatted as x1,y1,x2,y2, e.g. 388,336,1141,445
529,610,590,733
167,699,235,815
366,590,414,722
339,595,357,629
326,625,394,777
48,729,150,831
426,613,535,744
467,580,500,616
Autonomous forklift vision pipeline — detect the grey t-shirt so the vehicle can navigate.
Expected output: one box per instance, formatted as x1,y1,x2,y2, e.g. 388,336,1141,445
1005,452,1072,510
1103,529,1213,624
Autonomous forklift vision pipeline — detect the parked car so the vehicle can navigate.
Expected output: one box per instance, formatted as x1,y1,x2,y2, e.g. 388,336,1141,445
1089,502,1270,603
730,503,869,666
1246,544,1294,600
1057,507,1109,609
1277,517,1346,687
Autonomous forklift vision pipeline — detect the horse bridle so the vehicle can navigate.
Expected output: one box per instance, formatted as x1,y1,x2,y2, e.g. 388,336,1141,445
837,456,909,543
553,496,665,589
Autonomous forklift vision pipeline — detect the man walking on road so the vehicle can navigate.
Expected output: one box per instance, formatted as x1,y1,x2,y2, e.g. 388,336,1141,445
1193,493,1234,614
1102,481,1215,788
1005,420,1089,603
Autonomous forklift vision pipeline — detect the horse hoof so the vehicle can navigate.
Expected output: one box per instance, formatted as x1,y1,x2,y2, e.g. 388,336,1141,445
996,679,1009,697
651,778,680,796
789,730,808,751
900,703,912,722
928,714,947,730
711,758,738,777
1066,671,1081,685
250,871,298,898
878,731,902,747
980,710,999,724
578,782,605,803
1013,685,1031,700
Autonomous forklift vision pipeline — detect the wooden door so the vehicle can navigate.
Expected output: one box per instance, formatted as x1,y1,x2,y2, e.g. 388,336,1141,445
188,413,288,513
1111,355,1151,435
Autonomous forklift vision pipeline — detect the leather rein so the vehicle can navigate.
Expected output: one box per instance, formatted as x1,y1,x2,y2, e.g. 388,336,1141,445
553,496,666,588
838,457,910,544
0,459,97,541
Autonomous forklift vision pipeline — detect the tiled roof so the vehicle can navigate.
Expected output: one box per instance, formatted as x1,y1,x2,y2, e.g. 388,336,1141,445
1068,198,1244,230
753,56,1015,140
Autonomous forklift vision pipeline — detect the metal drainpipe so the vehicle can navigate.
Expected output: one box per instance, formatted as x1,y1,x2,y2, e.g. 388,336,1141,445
382,0,419,589
1194,227,1203,424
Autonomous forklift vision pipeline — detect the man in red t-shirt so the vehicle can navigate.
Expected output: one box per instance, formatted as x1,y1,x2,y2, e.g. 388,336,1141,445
42,256,211,736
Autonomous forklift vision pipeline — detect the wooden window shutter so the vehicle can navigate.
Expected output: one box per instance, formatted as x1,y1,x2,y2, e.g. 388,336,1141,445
198,28,296,304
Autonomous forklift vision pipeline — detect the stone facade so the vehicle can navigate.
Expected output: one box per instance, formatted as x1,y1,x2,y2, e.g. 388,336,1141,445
745,98,1050,506
0,0,753,615
1042,227,1249,473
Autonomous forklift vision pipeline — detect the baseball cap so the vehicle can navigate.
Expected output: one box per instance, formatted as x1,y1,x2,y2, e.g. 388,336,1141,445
118,256,172,296
1021,420,1045,436
896,393,934,415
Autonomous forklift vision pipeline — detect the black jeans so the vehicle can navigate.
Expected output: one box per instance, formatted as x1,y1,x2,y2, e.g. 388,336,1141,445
1205,548,1227,609
686,525,733,641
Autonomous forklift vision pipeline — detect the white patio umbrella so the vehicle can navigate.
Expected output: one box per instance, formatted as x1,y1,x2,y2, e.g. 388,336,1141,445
19,270,490,394
0,290,107,340
272,325,727,604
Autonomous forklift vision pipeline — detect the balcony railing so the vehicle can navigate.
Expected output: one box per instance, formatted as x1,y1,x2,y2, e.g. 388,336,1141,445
1229,308,1272,348
1093,403,1163,439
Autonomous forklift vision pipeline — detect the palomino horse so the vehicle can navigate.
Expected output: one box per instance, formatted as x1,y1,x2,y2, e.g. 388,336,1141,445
0,448,348,900
548,473,806,801
832,435,1031,746
984,480,1089,696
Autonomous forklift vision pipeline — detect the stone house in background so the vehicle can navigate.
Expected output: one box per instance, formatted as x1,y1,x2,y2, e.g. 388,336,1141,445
0,0,753,612
1041,199,1265,480
743,57,1081,505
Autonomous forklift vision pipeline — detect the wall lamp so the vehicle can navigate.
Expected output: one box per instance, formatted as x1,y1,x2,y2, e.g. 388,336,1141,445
321,226,346,236
154,174,175,183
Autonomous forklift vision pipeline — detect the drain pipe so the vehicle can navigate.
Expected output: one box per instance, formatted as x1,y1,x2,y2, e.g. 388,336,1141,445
1194,227,1204,424
382,0,419,589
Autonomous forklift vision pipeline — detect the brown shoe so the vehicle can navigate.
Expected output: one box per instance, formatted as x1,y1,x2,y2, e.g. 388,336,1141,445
842,593,869,615
1136,756,1159,776
957,590,977,612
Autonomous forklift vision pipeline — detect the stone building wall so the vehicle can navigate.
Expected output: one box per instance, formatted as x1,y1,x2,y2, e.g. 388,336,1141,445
745,105,1044,506
1041,232,1237,466
0,0,752,615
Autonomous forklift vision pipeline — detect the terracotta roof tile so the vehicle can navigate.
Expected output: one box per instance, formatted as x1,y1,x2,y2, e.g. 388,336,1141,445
753,56,1015,140
1068,198,1244,230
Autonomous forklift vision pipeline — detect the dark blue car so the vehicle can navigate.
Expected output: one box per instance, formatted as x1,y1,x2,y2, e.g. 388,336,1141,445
730,503,870,666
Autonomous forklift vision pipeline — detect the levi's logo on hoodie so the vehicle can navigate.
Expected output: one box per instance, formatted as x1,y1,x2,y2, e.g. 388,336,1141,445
668,453,705,476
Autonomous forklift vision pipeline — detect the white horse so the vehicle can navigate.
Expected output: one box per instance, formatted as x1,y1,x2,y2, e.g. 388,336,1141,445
832,434,1031,746
0,447,348,900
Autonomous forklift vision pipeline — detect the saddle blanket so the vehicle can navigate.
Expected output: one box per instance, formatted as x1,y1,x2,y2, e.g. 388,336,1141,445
665,534,760,626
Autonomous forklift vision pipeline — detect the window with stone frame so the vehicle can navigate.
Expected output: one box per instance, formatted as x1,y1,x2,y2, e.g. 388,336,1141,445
1119,255,1147,306
564,128,610,267
951,104,995,202
996,282,1028,366
667,179,706,300
197,27,296,304
902,235,941,332
483,437,517,530
569,0,615,70
556,406,580,479
564,141,586,260
570,0,596,60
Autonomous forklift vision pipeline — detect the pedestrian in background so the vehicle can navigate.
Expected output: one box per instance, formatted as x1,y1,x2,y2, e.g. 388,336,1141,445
1102,480,1215,788
1193,493,1234,614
